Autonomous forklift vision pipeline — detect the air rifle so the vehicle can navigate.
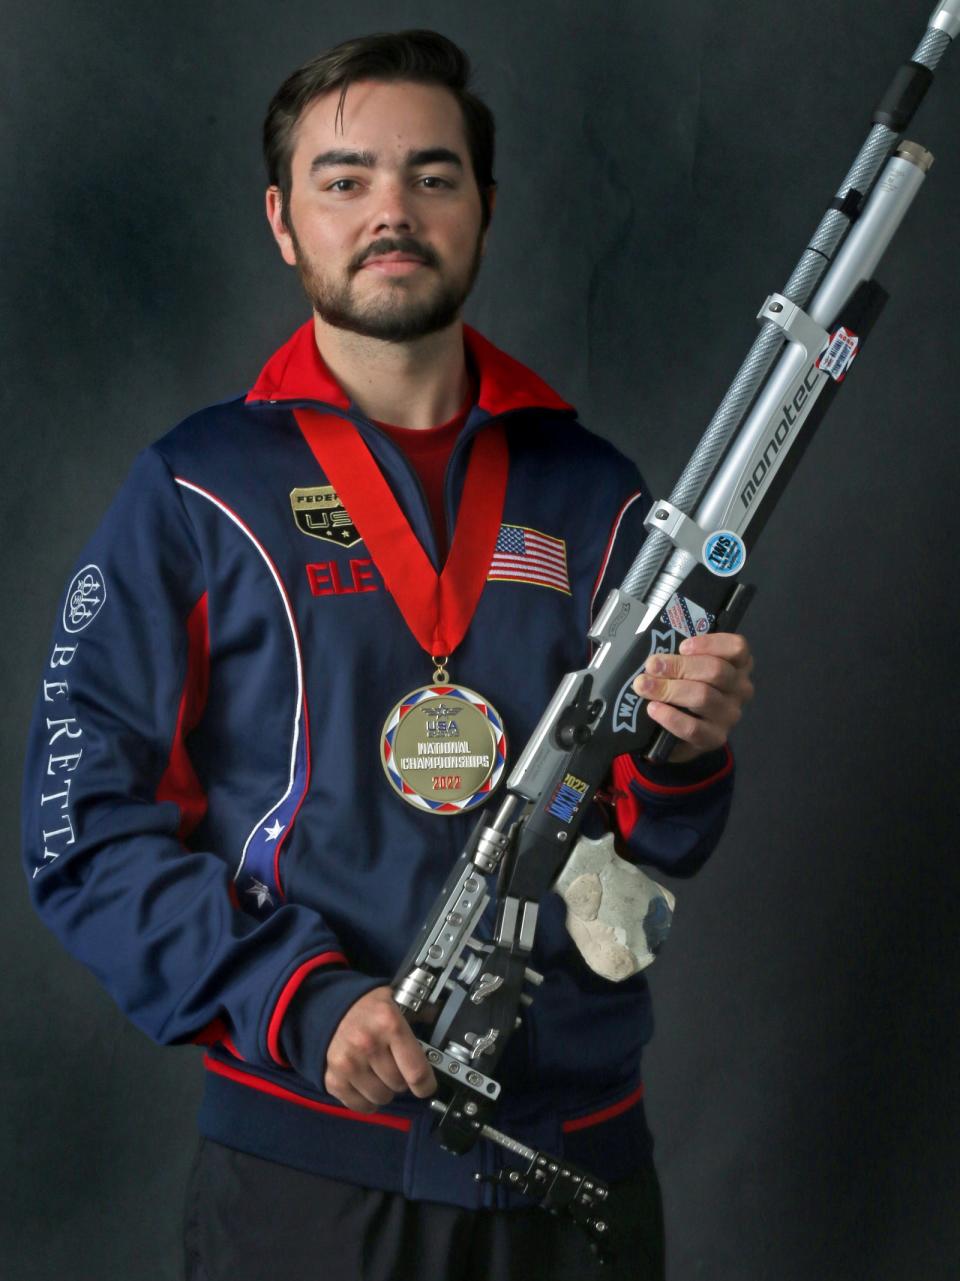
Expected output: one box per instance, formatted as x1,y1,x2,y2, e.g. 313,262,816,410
391,1,960,1256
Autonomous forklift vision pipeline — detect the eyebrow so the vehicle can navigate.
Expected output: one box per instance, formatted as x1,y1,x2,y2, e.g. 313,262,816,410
309,147,464,174
407,148,463,169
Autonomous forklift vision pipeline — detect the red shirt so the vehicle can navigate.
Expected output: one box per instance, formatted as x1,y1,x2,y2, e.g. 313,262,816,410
374,400,472,563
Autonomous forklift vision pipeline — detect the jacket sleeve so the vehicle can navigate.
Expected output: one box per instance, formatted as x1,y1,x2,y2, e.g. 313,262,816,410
21,446,380,1076
589,459,736,878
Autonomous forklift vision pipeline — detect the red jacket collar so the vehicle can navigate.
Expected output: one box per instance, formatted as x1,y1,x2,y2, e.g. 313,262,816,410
246,319,574,418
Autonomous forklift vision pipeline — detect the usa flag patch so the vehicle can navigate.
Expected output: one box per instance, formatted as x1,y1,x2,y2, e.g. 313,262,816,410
488,524,571,595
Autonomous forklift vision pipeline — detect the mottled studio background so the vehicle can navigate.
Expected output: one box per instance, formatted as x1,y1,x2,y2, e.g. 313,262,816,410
3,1,959,1278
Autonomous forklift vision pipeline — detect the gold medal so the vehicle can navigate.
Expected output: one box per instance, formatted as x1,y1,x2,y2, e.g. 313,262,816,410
381,662,507,814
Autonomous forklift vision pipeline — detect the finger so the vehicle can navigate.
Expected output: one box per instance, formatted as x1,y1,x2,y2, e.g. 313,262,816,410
639,656,738,697
635,674,734,724
324,1069,389,1113
389,1024,437,1099
678,632,753,671
352,1065,399,1108
646,700,728,753
652,667,752,711
369,1047,409,1095
338,1064,397,1110
326,1082,374,1112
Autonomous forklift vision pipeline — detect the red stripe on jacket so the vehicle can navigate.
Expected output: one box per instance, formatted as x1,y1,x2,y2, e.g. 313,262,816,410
620,742,734,797
156,591,210,838
561,1084,645,1133
204,1055,412,1132
205,1055,642,1137
610,744,733,840
266,951,349,1066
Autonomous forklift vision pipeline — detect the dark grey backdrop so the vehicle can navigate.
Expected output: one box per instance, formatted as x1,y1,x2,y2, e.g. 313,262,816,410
4,2,959,1279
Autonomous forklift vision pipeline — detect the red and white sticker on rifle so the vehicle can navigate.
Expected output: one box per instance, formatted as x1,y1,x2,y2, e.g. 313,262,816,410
816,326,860,382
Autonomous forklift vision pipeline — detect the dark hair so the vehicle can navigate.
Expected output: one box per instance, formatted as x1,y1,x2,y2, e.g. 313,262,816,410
263,30,496,229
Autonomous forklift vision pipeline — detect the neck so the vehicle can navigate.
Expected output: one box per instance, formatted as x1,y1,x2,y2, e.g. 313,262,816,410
313,315,470,430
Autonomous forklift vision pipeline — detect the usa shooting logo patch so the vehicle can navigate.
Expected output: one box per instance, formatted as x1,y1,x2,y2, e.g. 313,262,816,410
62,564,106,633
290,486,362,548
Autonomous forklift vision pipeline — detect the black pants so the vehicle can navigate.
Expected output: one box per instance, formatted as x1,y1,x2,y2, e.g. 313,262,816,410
183,1138,665,1281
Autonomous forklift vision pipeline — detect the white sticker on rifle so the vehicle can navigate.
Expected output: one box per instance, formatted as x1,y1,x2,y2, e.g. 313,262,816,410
816,326,859,382
663,592,715,639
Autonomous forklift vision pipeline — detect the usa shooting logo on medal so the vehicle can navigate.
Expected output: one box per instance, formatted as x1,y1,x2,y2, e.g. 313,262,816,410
380,685,507,814
290,485,362,548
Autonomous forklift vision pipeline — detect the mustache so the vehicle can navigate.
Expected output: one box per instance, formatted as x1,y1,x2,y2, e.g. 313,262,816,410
351,237,441,272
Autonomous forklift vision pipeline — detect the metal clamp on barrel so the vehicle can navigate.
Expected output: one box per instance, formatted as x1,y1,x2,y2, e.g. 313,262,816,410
758,293,831,359
642,500,711,559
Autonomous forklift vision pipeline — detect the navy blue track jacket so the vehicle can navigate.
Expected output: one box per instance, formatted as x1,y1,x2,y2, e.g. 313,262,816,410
22,322,735,1208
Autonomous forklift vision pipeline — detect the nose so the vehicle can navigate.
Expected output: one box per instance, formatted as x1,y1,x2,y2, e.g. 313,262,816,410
369,177,419,236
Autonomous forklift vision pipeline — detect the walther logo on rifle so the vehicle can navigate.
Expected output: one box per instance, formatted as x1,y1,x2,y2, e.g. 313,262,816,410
740,363,821,510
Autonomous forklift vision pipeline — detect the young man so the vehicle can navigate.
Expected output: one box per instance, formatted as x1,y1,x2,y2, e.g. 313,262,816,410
23,30,753,1281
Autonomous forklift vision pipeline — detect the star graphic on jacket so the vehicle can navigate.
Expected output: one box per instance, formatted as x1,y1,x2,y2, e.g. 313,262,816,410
246,878,274,909
264,818,284,841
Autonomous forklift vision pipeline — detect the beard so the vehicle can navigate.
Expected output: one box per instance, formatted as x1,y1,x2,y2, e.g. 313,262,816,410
289,228,484,343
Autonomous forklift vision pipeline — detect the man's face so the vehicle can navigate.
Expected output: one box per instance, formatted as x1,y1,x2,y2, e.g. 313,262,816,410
267,80,490,342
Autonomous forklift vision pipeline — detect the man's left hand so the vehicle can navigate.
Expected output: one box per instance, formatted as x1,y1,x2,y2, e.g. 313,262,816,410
633,632,754,764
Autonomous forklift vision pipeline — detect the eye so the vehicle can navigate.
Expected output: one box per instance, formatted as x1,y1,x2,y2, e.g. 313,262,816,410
326,178,359,193
417,175,453,190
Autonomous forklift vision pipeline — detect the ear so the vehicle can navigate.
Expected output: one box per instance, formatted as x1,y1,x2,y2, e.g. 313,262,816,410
480,183,498,252
265,187,298,267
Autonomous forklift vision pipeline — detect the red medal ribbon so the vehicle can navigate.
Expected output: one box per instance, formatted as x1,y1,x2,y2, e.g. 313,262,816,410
294,409,508,657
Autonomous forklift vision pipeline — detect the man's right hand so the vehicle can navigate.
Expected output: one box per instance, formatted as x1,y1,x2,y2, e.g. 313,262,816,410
324,985,438,1112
